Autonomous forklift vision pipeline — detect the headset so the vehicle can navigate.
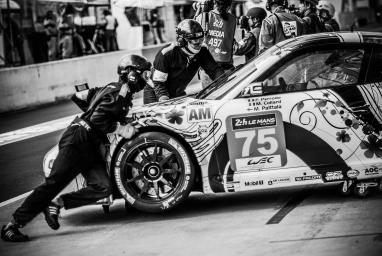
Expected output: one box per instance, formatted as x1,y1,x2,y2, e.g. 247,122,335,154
265,0,288,11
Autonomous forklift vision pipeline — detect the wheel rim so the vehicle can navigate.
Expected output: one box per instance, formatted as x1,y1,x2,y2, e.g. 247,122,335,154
121,141,185,202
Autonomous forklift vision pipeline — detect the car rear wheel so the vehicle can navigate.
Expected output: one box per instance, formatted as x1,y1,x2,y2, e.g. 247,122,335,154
113,132,195,213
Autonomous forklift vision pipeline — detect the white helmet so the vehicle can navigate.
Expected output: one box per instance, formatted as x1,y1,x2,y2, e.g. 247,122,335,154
317,0,335,17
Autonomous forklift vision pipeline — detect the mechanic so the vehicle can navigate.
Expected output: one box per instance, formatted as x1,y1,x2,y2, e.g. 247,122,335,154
317,0,340,32
234,7,267,61
259,0,305,53
194,0,236,88
298,0,326,34
143,19,224,104
1,54,151,242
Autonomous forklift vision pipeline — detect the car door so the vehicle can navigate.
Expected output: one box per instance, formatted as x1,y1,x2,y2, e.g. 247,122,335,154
211,44,374,191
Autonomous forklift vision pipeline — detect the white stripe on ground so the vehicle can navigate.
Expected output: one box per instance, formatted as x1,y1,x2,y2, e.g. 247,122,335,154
0,114,78,147
0,191,32,208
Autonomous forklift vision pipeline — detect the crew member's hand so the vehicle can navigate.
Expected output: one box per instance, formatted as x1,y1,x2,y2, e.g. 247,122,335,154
115,123,138,139
158,96,169,102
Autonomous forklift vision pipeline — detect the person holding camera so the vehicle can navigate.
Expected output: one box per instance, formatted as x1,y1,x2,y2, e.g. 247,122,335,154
234,7,267,61
317,0,340,32
298,0,326,34
259,0,305,53
143,19,223,104
1,54,151,242
194,0,236,88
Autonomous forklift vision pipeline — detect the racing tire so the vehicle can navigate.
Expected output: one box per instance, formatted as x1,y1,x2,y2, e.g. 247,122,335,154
113,132,195,213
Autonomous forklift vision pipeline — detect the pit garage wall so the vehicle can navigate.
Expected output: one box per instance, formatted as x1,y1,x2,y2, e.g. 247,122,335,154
0,48,146,113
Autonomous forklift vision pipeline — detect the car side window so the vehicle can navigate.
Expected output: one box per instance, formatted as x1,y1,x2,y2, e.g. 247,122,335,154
263,49,365,93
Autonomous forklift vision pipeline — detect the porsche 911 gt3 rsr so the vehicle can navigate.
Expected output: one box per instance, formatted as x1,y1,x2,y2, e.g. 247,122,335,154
44,32,382,213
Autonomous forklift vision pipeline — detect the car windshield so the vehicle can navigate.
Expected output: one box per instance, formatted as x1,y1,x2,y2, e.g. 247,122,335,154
196,46,281,100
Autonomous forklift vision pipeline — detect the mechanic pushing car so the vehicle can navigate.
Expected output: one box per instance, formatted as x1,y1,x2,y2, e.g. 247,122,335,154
1,54,152,242
234,7,268,61
259,0,305,53
143,19,224,104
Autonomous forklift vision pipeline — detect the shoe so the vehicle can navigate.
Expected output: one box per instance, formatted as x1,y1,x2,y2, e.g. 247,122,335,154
43,203,60,230
1,225,29,242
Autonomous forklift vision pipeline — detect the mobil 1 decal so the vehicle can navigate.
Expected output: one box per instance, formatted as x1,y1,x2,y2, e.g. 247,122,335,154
226,111,287,171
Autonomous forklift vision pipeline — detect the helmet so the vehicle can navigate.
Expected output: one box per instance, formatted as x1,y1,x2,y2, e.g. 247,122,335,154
300,0,318,7
266,0,288,11
214,0,232,8
246,7,267,21
117,54,152,93
176,19,204,50
317,0,335,17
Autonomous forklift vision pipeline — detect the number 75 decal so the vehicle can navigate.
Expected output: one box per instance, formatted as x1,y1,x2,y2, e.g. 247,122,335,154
226,111,287,171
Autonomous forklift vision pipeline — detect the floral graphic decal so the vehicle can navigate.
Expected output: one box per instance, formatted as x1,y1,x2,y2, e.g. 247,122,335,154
165,108,185,125
360,134,382,158
336,130,350,143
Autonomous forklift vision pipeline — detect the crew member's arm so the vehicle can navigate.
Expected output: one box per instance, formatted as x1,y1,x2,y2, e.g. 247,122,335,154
233,31,256,56
152,50,170,102
259,19,274,53
199,47,225,81
71,87,100,112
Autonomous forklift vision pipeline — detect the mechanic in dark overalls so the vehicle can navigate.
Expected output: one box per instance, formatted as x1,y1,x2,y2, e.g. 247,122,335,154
1,54,152,242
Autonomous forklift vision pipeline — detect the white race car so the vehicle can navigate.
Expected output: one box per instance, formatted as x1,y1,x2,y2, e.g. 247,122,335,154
44,32,382,213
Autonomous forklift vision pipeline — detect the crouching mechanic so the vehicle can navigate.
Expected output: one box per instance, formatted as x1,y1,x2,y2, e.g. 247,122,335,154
1,54,151,242
143,19,224,103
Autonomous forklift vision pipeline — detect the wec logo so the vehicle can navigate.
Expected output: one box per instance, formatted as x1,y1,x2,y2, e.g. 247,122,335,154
247,156,274,165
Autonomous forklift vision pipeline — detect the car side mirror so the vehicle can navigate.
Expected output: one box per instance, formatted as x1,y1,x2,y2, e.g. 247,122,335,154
240,82,264,97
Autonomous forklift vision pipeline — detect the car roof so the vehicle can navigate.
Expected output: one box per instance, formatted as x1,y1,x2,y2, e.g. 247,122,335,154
275,31,382,51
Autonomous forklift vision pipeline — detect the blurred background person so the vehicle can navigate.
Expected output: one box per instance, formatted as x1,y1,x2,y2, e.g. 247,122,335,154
298,0,325,33
101,9,118,52
234,7,267,62
43,11,59,61
317,0,340,31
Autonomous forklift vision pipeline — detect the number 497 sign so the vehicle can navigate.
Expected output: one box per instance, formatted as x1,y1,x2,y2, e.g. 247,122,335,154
226,111,287,171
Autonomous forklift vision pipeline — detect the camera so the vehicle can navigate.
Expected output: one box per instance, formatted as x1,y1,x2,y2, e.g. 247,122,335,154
192,0,214,13
239,16,250,30
287,4,301,16
75,83,89,92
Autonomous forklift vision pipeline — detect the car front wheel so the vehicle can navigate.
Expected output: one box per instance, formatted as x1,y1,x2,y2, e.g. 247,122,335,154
113,132,195,213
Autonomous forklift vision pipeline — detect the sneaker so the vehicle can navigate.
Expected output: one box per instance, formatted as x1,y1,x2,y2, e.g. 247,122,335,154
1,225,29,242
43,203,60,230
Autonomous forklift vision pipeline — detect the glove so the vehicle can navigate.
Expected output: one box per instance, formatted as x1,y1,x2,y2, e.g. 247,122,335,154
115,123,138,139
119,83,130,98
158,96,169,102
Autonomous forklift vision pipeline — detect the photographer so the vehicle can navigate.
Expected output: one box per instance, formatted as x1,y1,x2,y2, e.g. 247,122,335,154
194,0,236,88
317,0,340,32
259,0,305,53
234,7,267,61
1,55,151,242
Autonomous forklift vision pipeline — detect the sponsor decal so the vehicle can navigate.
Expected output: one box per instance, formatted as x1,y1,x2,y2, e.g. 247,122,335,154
187,105,212,122
268,177,291,185
281,21,297,37
325,171,344,181
244,180,264,186
231,113,276,130
364,167,379,176
347,170,359,178
198,125,209,138
295,174,322,181
236,155,281,170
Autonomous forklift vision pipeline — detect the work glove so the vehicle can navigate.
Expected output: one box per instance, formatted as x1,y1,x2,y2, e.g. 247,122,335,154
115,123,138,139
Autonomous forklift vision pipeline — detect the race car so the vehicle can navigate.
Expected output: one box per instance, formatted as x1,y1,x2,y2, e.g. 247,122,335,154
44,31,382,213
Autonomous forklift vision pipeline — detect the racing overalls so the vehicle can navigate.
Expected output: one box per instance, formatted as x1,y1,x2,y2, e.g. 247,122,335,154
324,18,340,32
259,6,305,53
144,43,223,104
234,24,261,62
12,82,133,227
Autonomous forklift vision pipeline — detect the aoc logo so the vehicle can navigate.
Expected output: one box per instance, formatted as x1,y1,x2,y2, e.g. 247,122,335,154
365,167,379,176
187,106,212,122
